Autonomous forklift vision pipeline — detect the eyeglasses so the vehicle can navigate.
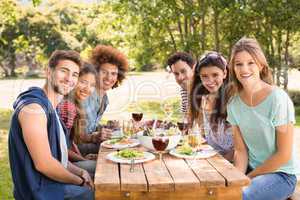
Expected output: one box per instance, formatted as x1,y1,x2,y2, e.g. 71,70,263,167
195,52,227,73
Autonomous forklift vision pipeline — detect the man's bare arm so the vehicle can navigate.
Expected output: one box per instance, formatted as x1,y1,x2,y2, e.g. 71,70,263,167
19,103,82,185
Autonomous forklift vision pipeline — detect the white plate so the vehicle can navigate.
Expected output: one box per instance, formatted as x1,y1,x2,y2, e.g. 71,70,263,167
169,145,217,159
101,138,140,149
106,151,155,164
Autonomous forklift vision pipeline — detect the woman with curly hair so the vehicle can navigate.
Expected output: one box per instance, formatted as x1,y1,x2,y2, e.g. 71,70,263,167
78,45,129,155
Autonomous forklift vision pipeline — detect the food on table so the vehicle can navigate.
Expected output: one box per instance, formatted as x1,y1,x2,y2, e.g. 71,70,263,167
108,137,133,145
176,144,193,155
166,127,178,136
116,149,144,159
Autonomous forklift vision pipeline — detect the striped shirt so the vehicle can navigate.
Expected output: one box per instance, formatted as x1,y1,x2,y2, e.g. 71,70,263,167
180,88,188,114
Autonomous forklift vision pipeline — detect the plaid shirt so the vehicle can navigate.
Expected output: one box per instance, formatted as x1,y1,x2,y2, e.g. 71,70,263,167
57,100,77,131
81,91,109,134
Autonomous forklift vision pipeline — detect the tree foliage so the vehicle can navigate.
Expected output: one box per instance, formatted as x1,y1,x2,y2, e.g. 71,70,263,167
1,0,300,88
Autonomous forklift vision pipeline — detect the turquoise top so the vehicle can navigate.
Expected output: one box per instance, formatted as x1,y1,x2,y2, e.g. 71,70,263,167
227,87,299,175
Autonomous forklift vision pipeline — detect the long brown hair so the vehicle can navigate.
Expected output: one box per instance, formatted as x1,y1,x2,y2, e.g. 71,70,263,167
189,52,231,126
71,62,97,143
228,37,273,94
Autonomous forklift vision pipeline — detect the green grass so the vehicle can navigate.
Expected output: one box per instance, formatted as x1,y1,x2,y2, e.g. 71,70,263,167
0,109,13,200
126,98,181,122
295,106,300,126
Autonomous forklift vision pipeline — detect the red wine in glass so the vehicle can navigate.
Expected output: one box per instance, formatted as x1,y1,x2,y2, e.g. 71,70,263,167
152,136,169,174
177,122,188,135
132,113,143,122
152,137,169,151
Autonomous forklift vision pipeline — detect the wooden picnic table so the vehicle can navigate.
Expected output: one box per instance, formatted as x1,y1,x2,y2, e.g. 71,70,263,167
94,145,250,200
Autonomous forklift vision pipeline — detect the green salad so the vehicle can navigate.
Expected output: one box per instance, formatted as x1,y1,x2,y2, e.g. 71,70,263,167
116,149,144,159
108,138,123,144
176,144,193,155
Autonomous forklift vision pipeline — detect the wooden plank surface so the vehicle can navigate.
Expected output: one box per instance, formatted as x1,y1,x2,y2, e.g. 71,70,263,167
164,154,200,191
143,156,174,192
207,154,250,187
186,158,226,187
120,163,148,192
94,151,120,191
95,186,242,200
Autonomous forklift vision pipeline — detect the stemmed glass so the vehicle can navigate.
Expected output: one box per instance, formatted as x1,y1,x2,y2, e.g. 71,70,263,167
187,132,201,166
132,113,143,122
132,112,143,132
162,102,172,122
152,135,169,174
122,120,134,138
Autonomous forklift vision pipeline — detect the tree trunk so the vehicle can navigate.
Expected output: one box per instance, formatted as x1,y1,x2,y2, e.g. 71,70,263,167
199,0,206,52
9,54,17,77
276,30,282,87
0,63,10,77
213,7,220,51
177,19,185,46
283,30,290,90
184,15,188,39
167,25,177,51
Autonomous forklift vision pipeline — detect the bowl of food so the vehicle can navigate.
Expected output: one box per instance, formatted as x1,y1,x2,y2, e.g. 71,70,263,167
137,127,181,151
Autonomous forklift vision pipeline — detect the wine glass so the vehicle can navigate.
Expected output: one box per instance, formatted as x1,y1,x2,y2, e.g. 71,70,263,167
122,120,134,138
187,132,202,166
152,135,169,174
132,112,143,131
132,113,143,122
162,102,172,122
177,121,188,136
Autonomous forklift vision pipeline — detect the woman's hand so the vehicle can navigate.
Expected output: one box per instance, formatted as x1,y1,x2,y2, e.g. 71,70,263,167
100,128,112,141
84,154,97,160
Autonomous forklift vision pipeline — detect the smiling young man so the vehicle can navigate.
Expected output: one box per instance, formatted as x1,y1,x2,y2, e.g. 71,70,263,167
167,52,196,115
9,50,94,200
78,45,129,155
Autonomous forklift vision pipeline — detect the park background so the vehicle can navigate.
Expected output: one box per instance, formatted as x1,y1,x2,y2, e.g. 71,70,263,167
1,0,300,199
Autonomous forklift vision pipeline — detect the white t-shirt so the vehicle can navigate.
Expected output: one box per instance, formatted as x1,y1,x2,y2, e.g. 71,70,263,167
55,110,68,168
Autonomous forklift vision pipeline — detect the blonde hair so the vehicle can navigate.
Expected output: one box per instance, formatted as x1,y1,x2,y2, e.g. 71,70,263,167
228,37,273,93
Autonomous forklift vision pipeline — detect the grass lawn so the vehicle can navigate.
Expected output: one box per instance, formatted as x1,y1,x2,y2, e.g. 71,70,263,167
0,109,13,200
0,104,299,199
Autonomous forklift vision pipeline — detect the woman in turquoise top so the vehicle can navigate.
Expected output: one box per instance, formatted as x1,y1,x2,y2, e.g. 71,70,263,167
227,37,298,200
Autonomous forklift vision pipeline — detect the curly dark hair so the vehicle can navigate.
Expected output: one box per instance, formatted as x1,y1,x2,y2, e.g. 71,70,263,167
90,45,129,88
167,52,195,69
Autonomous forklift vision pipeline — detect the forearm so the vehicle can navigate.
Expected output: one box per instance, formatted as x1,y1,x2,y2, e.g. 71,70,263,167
247,152,290,178
234,150,248,174
79,132,94,143
67,161,84,176
37,157,82,185
68,150,86,162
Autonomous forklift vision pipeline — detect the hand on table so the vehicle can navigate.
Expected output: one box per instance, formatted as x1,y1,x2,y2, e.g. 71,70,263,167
84,154,97,160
